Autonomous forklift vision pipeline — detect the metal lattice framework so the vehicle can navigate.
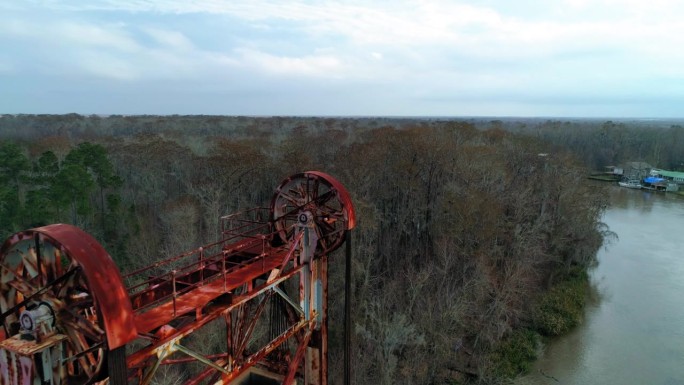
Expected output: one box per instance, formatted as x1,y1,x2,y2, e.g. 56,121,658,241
0,171,355,385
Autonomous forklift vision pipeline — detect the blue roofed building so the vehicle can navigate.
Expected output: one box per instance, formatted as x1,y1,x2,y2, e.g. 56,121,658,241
649,169,684,191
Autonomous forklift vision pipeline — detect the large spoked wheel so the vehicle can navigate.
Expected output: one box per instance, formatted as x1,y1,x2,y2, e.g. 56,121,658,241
0,231,106,384
270,171,355,256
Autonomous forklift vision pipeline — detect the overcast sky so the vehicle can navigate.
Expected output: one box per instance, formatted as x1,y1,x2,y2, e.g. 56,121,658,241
2,0,683,117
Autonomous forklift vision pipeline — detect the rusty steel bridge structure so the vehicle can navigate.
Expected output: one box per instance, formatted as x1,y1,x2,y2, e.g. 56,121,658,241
0,171,355,385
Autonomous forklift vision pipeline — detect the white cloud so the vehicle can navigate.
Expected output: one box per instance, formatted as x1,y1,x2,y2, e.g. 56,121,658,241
142,28,194,51
4,0,684,116
11,1,684,68
56,21,141,52
0,17,140,52
234,49,345,78
74,51,141,80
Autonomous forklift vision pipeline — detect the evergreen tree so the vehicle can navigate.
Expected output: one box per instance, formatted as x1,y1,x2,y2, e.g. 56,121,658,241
0,142,30,237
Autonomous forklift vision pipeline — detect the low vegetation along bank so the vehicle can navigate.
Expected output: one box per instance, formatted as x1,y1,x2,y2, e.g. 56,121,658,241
490,268,592,381
0,117,609,384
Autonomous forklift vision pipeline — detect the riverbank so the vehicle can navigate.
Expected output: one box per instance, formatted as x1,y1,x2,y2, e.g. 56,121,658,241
490,269,592,380
590,174,684,198
517,186,684,384
587,174,620,182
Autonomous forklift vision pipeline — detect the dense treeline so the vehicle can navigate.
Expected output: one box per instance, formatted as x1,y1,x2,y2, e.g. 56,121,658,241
3,114,683,171
512,119,684,171
0,114,424,141
0,118,610,384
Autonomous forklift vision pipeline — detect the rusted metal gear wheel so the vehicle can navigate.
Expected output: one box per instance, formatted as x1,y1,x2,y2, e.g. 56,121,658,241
0,224,135,384
270,171,356,256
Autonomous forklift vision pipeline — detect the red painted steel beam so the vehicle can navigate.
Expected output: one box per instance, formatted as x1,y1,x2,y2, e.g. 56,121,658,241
0,171,355,385
133,244,295,334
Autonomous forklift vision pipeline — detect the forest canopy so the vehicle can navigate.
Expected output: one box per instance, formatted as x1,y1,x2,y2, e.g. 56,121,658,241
0,115,622,383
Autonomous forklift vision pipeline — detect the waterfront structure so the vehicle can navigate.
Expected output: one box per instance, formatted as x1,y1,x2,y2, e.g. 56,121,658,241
621,161,653,180
650,169,684,184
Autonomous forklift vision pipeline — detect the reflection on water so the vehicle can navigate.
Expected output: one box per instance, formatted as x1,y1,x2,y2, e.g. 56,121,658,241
518,186,684,385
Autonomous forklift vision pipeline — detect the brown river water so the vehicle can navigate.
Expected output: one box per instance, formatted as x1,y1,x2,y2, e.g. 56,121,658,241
517,186,684,385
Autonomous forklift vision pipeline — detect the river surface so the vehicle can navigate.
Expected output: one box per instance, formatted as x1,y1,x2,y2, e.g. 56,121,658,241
518,186,684,385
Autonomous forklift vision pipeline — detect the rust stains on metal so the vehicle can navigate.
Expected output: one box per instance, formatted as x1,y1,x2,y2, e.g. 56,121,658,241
304,171,356,230
0,171,355,385
28,224,137,350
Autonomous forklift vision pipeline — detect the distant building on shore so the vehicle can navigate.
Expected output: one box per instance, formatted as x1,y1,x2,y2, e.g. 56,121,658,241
650,168,684,183
620,161,653,180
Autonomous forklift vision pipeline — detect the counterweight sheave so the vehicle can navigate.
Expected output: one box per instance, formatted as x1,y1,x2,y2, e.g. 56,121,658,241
271,171,356,255
0,224,135,384
0,171,354,385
